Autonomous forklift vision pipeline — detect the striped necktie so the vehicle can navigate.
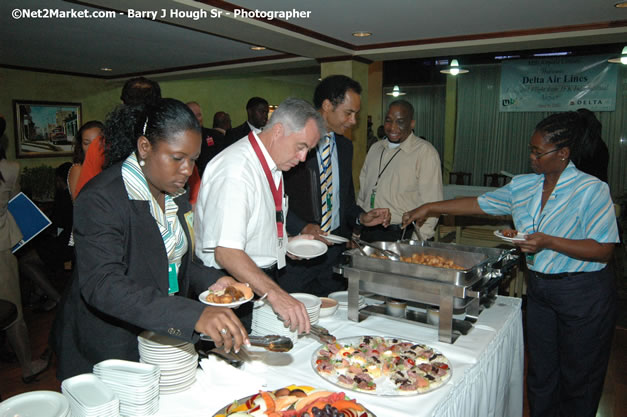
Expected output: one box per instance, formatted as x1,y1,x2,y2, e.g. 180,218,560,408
319,135,333,232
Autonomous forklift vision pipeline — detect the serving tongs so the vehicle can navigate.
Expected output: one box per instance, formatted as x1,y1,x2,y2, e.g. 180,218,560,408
352,237,401,261
310,324,336,344
199,333,294,352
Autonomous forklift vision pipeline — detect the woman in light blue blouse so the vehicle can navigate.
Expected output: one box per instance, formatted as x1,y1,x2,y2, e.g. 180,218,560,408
403,110,618,417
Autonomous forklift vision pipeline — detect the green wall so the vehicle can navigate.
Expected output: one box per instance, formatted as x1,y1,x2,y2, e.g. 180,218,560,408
0,68,316,169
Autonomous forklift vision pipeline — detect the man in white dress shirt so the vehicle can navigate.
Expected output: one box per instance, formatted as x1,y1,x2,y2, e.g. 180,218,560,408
195,98,324,334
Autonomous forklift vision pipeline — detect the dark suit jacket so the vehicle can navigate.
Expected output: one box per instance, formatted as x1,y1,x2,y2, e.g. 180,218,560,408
196,127,227,176
53,162,222,380
284,134,363,239
224,122,251,148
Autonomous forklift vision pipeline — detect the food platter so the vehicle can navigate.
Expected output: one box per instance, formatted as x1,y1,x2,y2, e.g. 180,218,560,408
212,385,376,417
312,336,452,396
493,230,527,243
198,290,253,308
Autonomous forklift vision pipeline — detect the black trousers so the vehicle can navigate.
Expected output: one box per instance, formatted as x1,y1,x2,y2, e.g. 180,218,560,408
526,266,616,417
360,223,414,243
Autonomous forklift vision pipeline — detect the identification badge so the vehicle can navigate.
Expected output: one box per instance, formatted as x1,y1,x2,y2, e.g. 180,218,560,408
370,189,376,209
526,253,535,266
168,263,179,294
326,192,333,212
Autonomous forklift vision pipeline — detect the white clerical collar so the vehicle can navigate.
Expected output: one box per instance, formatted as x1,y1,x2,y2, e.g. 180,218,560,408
387,140,401,149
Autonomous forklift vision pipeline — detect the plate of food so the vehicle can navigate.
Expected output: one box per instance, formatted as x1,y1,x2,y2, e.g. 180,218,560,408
493,229,527,243
199,283,254,308
287,239,328,259
312,336,452,396
212,385,375,417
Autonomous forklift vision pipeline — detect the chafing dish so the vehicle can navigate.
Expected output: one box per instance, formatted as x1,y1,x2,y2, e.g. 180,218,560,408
334,240,519,343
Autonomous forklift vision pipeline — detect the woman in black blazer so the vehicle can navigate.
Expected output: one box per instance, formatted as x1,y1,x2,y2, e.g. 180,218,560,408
53,99,248,380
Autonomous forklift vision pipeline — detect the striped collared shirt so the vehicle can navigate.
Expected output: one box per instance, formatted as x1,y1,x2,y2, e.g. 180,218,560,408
121,153,187,282
477,162,618,273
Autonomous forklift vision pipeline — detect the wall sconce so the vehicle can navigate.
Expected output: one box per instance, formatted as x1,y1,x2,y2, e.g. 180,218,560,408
440,59,469,75
385,85,406,97
608,46,627,64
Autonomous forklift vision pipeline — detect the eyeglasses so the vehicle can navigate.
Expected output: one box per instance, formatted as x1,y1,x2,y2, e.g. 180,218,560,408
529,147,559,159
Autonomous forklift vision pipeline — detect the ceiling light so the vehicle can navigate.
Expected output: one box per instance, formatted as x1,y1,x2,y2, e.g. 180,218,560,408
533,51,570,57
440,59,469,75
386,85,406,97
250,46,266,51
352,31,372,37
100,67,112,72
615,1,627,7
608,46,627,64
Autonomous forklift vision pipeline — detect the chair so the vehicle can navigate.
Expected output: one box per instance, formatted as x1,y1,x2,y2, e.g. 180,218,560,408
483,173,509,187
449,172,471,185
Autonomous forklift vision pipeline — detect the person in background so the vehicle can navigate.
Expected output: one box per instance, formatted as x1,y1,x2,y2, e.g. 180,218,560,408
52,98,248,380
52,162,74,269
357,100,442,242
72,77,161,198
67,121,104,200
224,97,269,146
212,111,231,135
195,98,324,335
186,101,227,176
280,75,390,296
403,111,618,417
569,108,609,183
0,115,51,383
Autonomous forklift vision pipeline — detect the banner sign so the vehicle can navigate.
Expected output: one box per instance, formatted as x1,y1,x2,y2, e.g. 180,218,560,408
499,55,617,112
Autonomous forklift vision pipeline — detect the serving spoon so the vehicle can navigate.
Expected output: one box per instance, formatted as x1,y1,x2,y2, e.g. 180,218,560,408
352,237,401,261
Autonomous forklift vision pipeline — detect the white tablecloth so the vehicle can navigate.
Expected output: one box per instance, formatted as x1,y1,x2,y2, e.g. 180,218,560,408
155,296,523,417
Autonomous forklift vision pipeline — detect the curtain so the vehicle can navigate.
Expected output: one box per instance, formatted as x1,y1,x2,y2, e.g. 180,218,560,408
454,64,626,197
382,85,446,158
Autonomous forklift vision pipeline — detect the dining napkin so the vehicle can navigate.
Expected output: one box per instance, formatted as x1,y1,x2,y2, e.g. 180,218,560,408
199,356,267,393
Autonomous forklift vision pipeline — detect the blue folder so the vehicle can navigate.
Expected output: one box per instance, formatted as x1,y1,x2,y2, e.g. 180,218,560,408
7,192,52,253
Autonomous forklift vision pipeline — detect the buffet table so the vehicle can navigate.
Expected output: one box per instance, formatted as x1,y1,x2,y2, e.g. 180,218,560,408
155,296,523,417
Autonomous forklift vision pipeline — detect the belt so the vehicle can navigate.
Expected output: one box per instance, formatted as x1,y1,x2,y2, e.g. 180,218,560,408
262,264,278,280
531,270,586,280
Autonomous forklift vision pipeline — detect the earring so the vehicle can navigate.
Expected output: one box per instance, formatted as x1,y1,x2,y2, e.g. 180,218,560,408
139,159,146,167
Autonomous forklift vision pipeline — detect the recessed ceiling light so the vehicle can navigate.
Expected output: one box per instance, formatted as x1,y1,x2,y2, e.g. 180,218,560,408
352,31,372,37
100,67,112,72
614,1,627,8
250,46,266,51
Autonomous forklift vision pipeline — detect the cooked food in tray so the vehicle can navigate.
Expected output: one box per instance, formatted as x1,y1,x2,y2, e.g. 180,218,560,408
213,385,374,416
313,336,452,396
369,253,464,270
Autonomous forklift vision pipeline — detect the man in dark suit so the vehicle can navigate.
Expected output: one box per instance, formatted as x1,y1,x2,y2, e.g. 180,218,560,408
279,75,389,296
186,101,228,176
224,97,269,146
212,111,231,135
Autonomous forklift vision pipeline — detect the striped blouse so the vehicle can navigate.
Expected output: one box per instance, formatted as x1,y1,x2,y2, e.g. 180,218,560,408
477,162,619,273
121,153,187,291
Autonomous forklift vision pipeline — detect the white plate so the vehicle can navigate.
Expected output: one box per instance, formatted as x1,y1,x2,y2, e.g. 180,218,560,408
493,230,527,242
198,289,253,308
61,373,117,408
322,234,349,244
0,391,70,417
290,293,322,310
287,239,328,259
328,291,365,306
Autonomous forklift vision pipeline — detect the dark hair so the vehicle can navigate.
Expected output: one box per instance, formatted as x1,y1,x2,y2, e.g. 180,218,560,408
73,120,104,164
103,98,200,168
0,116,7,182
246,97,268,110
534,109,603,168
212,111,230,129
56,161,72,180
120,77,162,106
388,100,414,120
313,75,362,109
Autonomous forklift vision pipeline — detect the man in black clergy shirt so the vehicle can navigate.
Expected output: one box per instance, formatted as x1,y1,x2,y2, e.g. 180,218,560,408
279,75,390,296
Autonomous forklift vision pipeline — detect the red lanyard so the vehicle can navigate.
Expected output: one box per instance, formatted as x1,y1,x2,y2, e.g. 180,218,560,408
248,132,284,241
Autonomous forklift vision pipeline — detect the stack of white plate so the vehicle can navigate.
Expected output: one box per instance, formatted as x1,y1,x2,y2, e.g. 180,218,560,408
93,359,160,416
61,373,120,416
290,293,321,324
0,391,70,417
137,331,198,395
328,291,366,309
251,299,298,342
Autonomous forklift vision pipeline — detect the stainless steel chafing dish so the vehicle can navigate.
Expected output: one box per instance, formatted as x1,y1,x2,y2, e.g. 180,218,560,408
334,240,519,343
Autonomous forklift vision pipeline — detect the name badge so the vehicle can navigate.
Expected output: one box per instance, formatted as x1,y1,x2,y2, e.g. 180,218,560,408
168,263,179,295
370,188,376,209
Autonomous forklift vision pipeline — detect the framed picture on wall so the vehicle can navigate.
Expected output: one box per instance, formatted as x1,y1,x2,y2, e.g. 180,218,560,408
12,100,81,158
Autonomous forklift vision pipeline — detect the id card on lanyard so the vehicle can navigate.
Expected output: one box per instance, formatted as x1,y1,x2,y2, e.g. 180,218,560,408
168,263,179,295
248,132,286,268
